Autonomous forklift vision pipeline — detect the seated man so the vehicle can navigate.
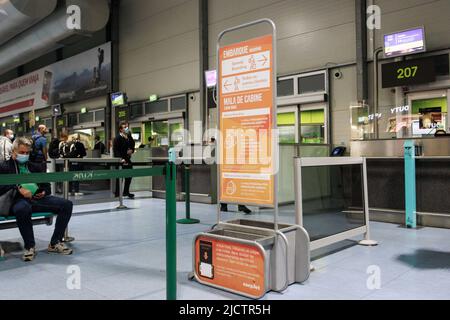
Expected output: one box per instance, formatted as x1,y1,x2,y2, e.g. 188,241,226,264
0,137,73,262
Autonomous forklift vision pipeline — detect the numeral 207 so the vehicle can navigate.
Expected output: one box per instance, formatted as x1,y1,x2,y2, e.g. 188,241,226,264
397,66,418,79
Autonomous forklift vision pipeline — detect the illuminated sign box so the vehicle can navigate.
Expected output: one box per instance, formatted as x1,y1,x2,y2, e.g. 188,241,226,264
384,27,426,58
205,70,217,88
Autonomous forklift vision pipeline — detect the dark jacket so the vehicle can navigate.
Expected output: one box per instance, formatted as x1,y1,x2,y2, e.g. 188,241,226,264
0,159,51,198
113,134,134,163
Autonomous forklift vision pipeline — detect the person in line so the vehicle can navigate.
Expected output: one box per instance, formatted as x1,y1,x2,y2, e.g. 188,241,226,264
113,122,135,199
94,135,106,154
0,129,14,161
30,125,48,163
0,137,73,262
68,134,87,196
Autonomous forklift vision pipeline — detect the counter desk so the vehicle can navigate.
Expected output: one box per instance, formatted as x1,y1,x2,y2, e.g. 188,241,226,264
365,156,450,228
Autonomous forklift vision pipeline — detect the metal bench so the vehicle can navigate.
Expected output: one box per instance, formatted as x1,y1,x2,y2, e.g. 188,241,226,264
0,213,54,260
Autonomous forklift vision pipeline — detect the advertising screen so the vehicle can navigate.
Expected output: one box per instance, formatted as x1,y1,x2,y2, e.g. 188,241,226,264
205,70,217,88
384,27,426,58
111,92,125,107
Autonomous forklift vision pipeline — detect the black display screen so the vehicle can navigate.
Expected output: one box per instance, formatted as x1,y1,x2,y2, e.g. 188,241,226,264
382,57,436,88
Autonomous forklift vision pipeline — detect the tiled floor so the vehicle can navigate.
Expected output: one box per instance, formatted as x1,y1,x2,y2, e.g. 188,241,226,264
1,196,449,300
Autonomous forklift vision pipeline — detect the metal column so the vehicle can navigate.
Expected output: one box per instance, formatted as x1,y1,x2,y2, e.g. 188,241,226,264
355,0,369,102
199,0,209,131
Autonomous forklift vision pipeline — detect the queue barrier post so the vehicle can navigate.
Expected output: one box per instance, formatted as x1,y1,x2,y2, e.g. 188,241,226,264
165,160,177,300
177,164,200,225
63,159,75,243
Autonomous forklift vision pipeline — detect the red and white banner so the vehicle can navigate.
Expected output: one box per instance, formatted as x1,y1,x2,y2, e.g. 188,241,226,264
0,42,111,118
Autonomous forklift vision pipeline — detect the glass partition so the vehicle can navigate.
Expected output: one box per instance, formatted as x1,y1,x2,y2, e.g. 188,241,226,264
301,164,366,241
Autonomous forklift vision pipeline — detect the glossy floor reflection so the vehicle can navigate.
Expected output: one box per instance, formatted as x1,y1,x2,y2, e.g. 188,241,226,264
0,196,449,300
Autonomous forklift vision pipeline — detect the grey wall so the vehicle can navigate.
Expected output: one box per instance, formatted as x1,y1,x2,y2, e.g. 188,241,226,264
208,0,356,75
2,0,442,148
119,0,200,100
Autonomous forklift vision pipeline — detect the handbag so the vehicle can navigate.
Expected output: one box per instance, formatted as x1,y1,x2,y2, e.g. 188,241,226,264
0,189,17,217
0,163,19,217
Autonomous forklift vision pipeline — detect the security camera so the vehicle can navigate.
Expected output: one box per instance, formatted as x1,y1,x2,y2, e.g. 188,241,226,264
333,71,343,79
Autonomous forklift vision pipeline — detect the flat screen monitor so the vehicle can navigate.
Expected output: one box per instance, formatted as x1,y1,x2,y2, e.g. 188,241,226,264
384,27,426,58
111,92,126,107
205,70,217,88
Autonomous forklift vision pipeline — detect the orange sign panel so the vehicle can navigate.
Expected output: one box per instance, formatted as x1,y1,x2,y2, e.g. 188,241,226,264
195,236,266,298
219,35,275,207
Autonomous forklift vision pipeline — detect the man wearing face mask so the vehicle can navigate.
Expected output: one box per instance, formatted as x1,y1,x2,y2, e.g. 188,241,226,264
0,129,14,161
0,137,73,262
113,121,135,199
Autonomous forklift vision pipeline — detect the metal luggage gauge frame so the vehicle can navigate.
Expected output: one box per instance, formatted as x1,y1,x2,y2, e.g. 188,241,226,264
192,19,311,300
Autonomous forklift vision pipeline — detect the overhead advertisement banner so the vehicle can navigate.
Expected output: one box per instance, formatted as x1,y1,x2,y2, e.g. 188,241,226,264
0,42,111,118
219,34,275,207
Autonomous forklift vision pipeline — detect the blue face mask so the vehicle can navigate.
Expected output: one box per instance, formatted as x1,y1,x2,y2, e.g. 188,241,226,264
124,128,130,134
16,154,29,164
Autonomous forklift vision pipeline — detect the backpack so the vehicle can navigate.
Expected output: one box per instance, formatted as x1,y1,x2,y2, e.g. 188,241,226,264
48,138,61,159
29,135,45,162
68,141,87,158
0,137,12,161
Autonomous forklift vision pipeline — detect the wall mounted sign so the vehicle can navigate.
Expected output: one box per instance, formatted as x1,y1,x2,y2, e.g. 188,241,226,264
382,57,436,88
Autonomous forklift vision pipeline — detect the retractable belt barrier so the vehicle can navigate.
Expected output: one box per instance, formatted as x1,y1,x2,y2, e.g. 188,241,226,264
0,163,178,300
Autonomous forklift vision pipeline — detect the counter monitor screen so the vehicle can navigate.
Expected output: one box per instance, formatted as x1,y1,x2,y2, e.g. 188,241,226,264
111,92,126,107
384,27,426,58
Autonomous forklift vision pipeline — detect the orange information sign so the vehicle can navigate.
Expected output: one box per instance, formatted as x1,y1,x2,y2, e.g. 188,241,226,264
219,35,276,207
194,235,266,298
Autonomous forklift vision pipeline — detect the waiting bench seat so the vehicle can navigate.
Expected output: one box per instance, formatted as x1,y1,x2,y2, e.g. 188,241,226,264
0,213,54,230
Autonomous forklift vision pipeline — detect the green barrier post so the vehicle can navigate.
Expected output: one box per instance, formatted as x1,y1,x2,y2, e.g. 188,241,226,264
177,165,200,225
165,161,177,300
404,140,417,229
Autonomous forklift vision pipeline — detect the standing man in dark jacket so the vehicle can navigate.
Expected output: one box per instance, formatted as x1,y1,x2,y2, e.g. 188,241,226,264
113,122,135,199
0,137,73,262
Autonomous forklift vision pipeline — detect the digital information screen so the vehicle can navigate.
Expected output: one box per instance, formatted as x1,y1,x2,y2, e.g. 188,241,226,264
205,70,217,88
111,92,125,107
384,27,426,58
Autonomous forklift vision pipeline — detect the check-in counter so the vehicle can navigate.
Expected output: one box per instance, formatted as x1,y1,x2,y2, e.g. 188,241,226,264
150,146,217,204
351,137,450,228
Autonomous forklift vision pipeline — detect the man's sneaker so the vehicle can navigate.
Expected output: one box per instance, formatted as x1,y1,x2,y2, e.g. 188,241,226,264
22,248,36,262
124,193,135,199
48,243,73,255
74,192,84,196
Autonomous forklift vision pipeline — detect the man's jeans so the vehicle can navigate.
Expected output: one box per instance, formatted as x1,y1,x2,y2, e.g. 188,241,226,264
11,196,73,250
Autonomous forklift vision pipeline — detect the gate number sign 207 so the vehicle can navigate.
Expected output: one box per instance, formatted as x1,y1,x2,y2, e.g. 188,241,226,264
382,57,436,88
397,66,418,79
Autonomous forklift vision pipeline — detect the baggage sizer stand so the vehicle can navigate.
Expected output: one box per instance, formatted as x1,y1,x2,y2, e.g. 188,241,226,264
192,19,310,299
